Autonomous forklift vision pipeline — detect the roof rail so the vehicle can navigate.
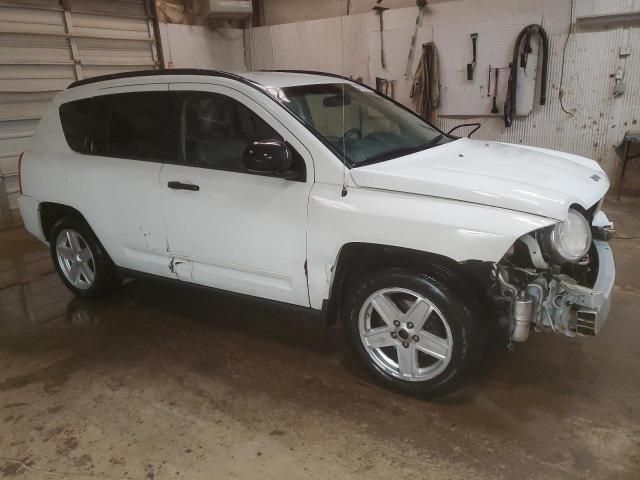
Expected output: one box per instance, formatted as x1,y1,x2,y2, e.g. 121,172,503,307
262,69,356,82
67,68,255,89
68,68,347,90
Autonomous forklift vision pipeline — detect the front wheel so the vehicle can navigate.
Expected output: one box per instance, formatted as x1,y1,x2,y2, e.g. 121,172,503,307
343,269,482,397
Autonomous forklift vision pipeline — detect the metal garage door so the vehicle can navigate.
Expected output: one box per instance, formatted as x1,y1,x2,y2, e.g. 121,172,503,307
0,0,160,227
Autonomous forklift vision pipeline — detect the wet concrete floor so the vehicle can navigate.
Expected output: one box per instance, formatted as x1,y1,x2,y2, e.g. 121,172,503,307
0,198,639,479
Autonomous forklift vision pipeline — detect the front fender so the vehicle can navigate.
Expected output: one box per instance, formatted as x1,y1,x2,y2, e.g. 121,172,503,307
307,184,555,310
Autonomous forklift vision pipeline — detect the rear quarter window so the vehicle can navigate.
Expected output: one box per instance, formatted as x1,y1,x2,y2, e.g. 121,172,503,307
59,98,94,153
59,92,177,163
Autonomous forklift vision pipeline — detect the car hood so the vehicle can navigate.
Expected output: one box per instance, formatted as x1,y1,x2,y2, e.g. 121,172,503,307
349,138,609,221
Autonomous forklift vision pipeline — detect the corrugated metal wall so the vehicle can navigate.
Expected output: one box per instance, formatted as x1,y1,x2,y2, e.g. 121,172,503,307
247,0,640,194
0,0,159,227
247,13,370,83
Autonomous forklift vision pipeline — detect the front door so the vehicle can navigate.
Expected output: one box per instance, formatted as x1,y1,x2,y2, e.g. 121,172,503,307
159,83,313,307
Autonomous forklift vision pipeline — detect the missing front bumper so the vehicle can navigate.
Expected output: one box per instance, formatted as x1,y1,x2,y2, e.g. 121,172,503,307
505,240,616,342
571,240,616,336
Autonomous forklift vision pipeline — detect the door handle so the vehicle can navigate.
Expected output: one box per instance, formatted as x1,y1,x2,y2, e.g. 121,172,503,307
168,181,199,191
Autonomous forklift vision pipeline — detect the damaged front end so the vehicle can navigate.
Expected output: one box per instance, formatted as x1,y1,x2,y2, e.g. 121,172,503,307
494,204,615,343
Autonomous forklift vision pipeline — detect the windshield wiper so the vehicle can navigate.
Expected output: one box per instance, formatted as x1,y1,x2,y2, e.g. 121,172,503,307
422,134,444,149
355,135,444,167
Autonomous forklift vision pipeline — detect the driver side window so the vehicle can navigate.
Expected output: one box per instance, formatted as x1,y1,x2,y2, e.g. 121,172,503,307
178,91,283,173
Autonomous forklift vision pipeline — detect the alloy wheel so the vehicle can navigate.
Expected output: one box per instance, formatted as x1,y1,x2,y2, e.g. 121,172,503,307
358,287,453,381
55,229,96,290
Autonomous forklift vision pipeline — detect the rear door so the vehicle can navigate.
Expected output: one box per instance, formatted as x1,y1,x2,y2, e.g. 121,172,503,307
159,83,314,306
62,84,175,278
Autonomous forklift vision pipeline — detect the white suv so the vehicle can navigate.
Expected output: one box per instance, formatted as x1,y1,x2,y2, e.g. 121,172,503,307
18,69,615,397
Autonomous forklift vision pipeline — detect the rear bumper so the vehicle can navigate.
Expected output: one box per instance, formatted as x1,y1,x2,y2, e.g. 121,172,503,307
573,240,615,336
17,194,45,242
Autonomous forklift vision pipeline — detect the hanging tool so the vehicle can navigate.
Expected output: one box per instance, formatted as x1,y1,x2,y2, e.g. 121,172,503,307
410,42,440,121
373,3,390,69
403,0,428,78
491,68,499,114
504,24,549,127
487,65,492,97
375,77,389,95
466,33,478,81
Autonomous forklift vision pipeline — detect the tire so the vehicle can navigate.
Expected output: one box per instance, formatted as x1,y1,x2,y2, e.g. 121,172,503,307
342,268,483,397
49,216,119,299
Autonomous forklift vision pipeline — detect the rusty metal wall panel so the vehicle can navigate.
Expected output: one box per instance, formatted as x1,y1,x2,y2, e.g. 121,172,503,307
0,0,159,227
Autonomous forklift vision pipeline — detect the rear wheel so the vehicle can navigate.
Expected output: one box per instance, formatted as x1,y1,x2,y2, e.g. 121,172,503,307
343,268,482,397
49,217,119,298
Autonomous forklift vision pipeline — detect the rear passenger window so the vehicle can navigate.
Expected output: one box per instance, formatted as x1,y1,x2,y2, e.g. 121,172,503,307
179,91,282,172
59,98,94,153
92,92,176,162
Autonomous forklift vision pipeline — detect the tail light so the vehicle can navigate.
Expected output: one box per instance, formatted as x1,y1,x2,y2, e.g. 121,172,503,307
18,151,24,194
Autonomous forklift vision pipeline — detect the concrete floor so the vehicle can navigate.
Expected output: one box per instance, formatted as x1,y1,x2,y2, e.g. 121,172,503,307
0,198,638,480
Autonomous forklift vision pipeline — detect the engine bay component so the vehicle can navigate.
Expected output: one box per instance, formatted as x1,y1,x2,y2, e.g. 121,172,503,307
519,234,549,269
512,294,533,342
497,209,615,344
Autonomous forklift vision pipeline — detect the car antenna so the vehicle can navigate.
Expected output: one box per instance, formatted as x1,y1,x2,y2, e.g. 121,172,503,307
341,80,348,197
341,18,348,197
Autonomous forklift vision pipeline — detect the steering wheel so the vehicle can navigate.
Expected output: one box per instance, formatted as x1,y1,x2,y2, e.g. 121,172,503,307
343,128,362,142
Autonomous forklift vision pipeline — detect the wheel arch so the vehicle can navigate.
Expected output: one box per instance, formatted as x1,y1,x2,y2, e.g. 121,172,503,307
40,202,92,242
323,242,495,325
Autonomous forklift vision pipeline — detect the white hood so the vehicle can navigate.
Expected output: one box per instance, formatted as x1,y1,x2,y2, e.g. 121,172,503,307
349,138,609,221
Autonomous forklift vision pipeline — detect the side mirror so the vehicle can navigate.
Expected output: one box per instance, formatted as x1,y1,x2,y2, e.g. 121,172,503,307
243,139,293,175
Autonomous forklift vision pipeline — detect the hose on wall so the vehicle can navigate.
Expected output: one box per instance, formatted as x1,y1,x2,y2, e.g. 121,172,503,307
504,24,549,127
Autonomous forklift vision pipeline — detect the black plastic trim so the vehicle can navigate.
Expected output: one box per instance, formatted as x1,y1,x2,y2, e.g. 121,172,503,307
116,267,324,318
67,68,260,89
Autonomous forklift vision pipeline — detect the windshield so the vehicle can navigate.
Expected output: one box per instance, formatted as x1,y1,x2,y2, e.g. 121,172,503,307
271,83,449,166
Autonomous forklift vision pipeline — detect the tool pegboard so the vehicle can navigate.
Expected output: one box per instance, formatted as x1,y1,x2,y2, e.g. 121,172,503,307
434,14,543,117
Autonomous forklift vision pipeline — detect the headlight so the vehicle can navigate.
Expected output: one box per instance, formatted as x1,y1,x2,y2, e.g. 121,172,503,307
541,208,592,263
